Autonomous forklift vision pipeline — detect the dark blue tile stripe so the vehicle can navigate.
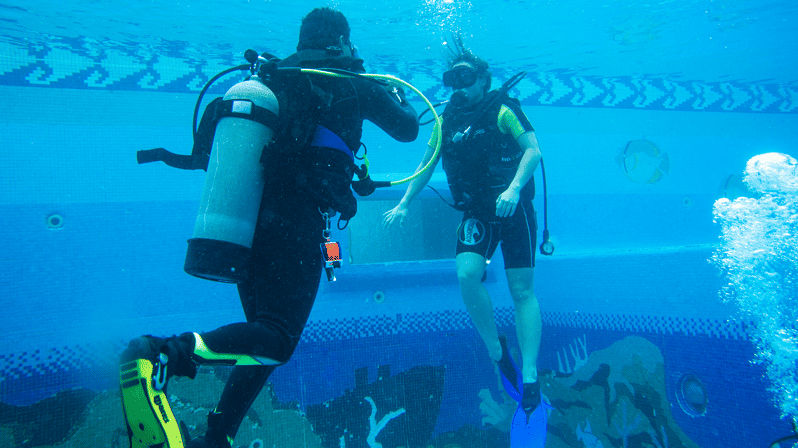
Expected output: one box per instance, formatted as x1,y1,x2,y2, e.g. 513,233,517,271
0,309,753,382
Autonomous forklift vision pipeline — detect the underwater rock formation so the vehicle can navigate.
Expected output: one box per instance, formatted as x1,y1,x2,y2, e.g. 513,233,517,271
306,365,445,448
477,336,700,448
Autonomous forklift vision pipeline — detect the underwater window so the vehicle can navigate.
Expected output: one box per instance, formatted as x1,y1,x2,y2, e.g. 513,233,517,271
347,197,462,264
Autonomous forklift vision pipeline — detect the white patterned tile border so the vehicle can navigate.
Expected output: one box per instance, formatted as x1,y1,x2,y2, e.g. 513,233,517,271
1,42,795,114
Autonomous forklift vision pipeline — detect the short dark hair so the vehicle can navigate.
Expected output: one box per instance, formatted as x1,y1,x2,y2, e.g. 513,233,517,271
297,7,351,51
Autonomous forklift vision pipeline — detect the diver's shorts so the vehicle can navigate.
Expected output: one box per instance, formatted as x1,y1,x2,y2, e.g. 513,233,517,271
455,201,537,269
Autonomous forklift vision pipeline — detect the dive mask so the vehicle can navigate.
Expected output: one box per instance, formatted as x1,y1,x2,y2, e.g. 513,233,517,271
443,67,479,89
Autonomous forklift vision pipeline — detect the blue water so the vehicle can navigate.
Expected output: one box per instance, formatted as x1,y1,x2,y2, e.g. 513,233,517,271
1,1,798,447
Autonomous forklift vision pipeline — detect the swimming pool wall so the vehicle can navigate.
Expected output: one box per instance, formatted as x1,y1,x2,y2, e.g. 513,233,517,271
1,47,798,447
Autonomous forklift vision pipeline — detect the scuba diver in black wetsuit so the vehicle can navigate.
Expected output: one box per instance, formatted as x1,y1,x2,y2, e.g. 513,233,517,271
383,40,550,447
119,8,419,448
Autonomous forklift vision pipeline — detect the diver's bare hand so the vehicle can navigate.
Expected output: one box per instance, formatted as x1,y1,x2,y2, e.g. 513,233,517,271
383,205,408,228
496,188,520,218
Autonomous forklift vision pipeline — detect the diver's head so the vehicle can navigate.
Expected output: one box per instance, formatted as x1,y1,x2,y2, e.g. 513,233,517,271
297,7,355,55
443,41,491,106
444,59,490,107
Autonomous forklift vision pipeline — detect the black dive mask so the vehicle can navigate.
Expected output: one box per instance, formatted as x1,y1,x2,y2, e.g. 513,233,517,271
443,67,479,89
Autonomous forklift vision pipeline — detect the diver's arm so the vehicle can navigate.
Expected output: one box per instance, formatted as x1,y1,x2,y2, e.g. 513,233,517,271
496,131,542,218
362,82,420,142
383,139,439,227
399,141,439,207
509,131,542,189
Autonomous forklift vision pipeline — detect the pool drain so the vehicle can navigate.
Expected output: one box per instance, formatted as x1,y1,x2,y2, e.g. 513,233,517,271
46,213,64,230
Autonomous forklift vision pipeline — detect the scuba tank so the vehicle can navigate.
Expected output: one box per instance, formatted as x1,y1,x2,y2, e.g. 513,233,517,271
183,54,280,283
184,78,279,283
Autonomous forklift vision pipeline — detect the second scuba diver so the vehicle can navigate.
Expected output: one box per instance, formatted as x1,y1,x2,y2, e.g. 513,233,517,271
383,39,550,446
120,8,419,448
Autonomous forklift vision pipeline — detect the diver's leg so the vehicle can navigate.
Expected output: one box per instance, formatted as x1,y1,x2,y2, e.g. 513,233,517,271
502,200,544,416
456,216,524,395
505,267,540,385
195,292,318,446
503,208,547,446
190,196,324,448
189,365,276,448
457,251,502,362
506,266,547,446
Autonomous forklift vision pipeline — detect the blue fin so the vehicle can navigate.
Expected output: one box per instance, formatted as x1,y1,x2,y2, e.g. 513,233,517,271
498,336,523,402
510,399,551,448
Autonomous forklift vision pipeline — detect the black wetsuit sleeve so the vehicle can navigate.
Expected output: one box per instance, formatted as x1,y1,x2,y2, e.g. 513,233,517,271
358,81,420,142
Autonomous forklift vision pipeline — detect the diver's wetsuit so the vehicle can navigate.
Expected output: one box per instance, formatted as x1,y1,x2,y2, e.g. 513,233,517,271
194,51,419,440
438,91,537,266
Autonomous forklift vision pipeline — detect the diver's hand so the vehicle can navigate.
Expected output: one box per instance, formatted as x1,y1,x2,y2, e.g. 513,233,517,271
383,205,409,228
495,188,520,218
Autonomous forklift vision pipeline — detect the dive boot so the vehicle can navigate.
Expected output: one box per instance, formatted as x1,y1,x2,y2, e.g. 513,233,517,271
184,411,233,448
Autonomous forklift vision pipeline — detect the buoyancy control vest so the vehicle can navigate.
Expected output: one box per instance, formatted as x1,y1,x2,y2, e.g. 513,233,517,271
263,50,366,221
440,91,535,212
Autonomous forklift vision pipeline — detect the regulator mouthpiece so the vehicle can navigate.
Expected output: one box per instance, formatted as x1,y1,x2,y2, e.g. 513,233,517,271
449,90,467,108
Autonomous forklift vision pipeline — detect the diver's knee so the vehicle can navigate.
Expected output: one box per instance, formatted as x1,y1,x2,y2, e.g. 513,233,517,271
457,266,484,286
249,341,292,365
510,288,536,306
250,321,299,364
